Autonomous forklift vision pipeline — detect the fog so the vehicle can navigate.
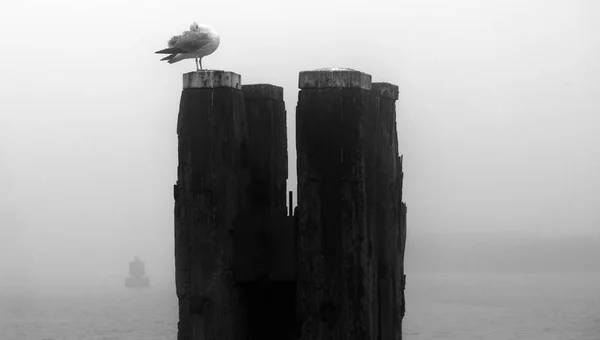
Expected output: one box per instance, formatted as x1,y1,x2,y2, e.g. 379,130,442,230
1,0,599,290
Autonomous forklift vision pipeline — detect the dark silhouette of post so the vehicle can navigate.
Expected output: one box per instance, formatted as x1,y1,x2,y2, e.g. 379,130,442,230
241,84,288,219
398,200,408,337
174,70,248,340
172,68,407,340
240,84,295,284
233,84,289,286
296,68,377,339
231,84,295,339
371,82,404,340
296,69,407,340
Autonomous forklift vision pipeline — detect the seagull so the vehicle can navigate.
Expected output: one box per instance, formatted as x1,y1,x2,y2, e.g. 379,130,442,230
156,22,220,71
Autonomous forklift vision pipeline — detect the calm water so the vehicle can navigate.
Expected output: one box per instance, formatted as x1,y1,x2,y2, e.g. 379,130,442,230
0,286,178,340
403,272,600,340
1,273,599,340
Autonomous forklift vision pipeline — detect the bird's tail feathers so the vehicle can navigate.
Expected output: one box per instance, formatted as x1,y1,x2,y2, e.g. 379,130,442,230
161,53,179,61
155,47,186,54
167,54,187,64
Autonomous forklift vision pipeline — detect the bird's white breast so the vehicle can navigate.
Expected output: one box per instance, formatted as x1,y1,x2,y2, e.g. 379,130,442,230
202,36,220,55
194,28,220,57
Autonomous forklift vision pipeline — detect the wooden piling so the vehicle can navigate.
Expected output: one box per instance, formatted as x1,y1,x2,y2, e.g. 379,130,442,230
241,84,288,219
371,82,403,340
174,70,247,340
398,200,408,337
234,83,295,339
296,67,376,340
172,68,407,340
233,83,290,285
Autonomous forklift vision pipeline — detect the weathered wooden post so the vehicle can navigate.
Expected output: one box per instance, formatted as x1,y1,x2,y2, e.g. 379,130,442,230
371,82,403,340
233,84,296,339
398,200,408,339
173,70,248,340
296,68,377,339
241,84,288,220
172,68,406,340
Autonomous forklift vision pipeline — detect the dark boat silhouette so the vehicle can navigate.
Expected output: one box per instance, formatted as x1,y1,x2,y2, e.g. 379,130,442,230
125,256,150,288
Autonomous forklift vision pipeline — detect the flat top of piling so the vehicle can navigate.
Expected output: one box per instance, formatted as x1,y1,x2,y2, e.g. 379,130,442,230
372,82,399,100
299,67,372,90
183,70,241,90
242,84,284,101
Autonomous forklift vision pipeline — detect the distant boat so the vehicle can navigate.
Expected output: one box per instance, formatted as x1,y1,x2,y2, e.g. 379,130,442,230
125,256,150,288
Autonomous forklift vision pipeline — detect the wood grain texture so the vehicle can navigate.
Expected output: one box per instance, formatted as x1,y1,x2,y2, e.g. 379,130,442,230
174,87,249,340
296,88,375,340
233,84,291,283
294,80,405,340
172,71,406,340
371,83,405,340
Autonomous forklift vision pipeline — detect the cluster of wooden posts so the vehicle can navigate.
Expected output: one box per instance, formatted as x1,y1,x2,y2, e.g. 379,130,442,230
173,68,407,340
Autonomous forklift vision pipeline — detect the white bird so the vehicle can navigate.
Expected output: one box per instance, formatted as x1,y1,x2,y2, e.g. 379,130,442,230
156,22,220,71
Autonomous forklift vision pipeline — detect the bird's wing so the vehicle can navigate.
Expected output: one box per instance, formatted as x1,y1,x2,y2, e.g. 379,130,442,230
166,30,195,48
167,35,181,48
170,31,212,53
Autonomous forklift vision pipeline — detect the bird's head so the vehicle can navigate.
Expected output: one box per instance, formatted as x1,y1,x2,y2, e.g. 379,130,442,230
189,22,200,31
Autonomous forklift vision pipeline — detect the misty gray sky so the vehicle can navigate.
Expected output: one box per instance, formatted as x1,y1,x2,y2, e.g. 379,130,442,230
1,0,599,286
